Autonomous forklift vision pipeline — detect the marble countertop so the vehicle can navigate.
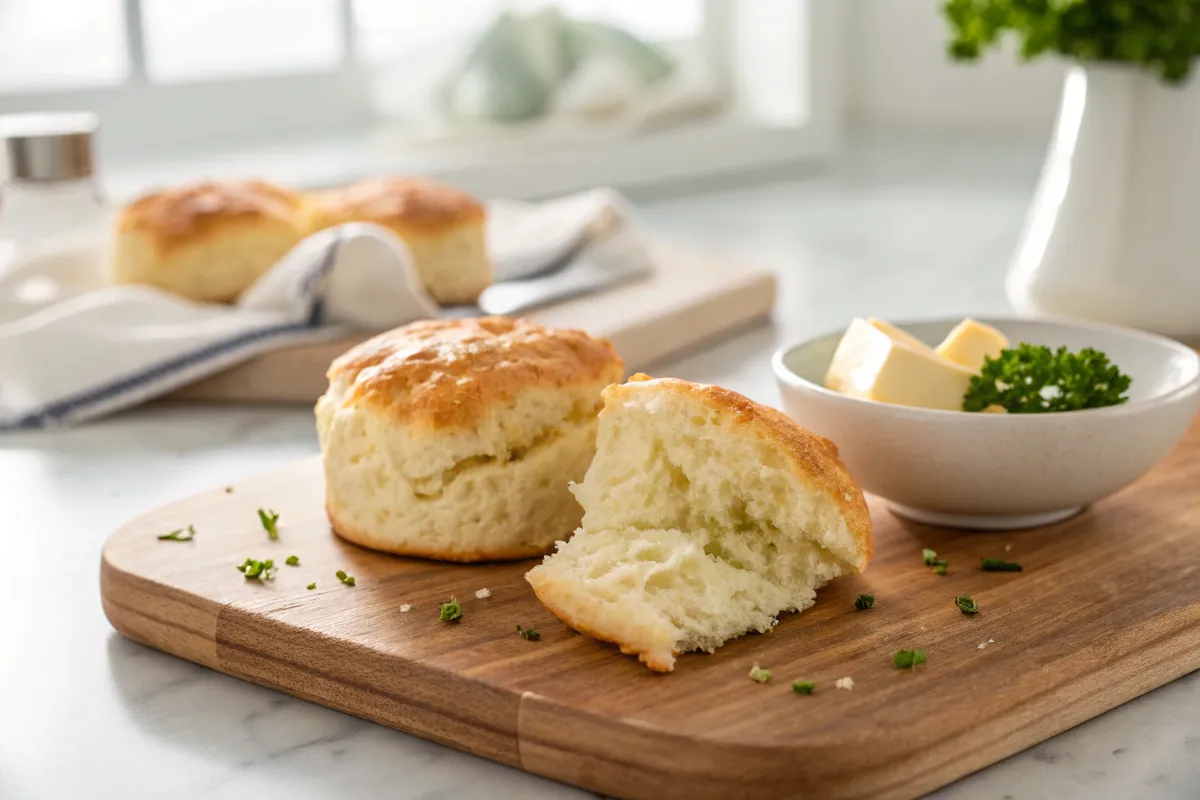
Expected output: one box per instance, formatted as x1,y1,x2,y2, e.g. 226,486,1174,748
2,135,1197,800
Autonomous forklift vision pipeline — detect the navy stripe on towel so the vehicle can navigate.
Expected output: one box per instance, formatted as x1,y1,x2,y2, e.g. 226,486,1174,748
2,234,341,430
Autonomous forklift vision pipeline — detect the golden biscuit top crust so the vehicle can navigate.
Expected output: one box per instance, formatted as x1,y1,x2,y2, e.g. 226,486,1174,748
326,317,623,429
118,180,305,244
612,373,873,570
311,177,484,235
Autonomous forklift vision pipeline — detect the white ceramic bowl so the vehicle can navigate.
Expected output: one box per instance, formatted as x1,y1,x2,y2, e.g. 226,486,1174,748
773,316,1200,529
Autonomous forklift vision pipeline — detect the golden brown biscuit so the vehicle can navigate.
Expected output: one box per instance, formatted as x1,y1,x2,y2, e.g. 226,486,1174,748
315,317,624,562
110,180,307,303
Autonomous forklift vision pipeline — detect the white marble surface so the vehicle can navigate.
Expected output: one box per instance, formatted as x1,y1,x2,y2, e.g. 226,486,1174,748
2,135,1197,800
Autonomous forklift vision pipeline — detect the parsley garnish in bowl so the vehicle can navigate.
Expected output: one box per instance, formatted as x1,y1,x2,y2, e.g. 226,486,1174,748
963,344,1131,413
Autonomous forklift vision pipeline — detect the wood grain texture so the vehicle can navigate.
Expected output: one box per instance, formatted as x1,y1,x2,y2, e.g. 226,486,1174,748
167,244,776,403
101,417,1200,800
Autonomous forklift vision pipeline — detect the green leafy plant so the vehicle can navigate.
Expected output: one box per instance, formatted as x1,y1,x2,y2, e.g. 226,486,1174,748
944,0,1200,84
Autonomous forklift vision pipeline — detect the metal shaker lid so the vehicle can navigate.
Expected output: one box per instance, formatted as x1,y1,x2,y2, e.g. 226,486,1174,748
0,111,98,183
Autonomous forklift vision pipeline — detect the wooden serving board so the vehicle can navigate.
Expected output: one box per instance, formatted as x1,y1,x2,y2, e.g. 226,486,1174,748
101,418,1200,800
168,244,776,404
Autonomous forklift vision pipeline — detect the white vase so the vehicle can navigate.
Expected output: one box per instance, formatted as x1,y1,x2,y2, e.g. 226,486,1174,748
1007,64,1200,341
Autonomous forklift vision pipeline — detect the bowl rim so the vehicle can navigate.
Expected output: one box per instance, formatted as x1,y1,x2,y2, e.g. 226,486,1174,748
772,314,1200,421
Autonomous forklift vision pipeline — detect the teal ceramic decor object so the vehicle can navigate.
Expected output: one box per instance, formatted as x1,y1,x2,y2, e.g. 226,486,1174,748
561,19,675,85
439,11,553,124
438,8,677,127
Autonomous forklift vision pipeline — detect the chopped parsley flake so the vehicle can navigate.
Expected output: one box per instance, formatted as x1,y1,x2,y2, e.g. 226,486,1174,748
157,525,196,542
257,508,280,540
237,558,275,581
749,663,773,683
892,649,927,670
439,597,462,622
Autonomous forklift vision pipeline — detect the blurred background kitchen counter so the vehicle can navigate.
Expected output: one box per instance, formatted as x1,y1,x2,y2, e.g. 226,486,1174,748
3,132,1198,800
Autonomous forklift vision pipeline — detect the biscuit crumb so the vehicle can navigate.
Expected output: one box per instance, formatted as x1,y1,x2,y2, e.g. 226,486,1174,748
400,604,411,613
475,588,491,599
835,676,854,690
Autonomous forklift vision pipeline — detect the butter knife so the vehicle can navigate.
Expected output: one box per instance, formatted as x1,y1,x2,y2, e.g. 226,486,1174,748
475,254,652,316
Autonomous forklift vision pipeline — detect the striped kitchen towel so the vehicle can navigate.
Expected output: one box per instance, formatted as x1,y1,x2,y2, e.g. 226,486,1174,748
0,188,638,429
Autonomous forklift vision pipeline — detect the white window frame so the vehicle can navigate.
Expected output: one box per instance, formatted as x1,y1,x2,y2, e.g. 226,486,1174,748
0,0,842,201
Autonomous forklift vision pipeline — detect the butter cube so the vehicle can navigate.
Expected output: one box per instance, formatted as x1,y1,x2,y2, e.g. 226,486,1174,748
935,319,1009,372
867,317,937,355
825,318,976,411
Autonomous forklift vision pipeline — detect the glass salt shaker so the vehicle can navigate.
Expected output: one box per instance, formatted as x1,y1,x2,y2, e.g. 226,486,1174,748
0,111,106,274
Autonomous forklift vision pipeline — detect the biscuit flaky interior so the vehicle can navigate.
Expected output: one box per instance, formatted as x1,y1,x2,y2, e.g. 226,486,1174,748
316,317,623,562
526,374,872,672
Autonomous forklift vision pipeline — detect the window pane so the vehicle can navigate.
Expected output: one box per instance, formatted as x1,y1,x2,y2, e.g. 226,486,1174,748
141,0,345,83
352,0,501,64
352,0,702,64
551,0,703,41
0,0,128,92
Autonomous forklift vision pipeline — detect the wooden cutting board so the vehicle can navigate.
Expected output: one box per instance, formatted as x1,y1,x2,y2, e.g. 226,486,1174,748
101,418,1200,800
168,244,776,403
